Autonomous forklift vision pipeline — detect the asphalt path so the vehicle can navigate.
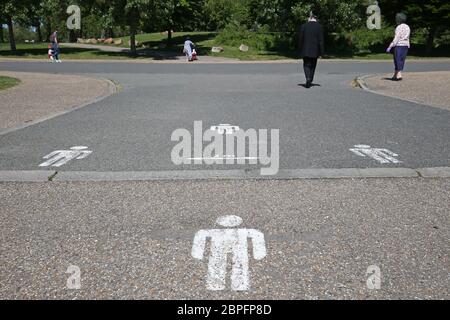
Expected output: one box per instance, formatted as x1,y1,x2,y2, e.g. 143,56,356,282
0,60,449,174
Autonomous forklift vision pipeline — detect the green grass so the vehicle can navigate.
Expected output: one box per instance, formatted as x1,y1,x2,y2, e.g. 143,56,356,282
0,43,138,60
0,76,21,91
113,31,299,60
1,32,450,61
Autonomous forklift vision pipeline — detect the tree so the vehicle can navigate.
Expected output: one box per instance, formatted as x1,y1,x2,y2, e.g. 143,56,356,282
380,0,450,53
110,0,150,54
150,0,204,45
39,0,63,41
24,0,45,42
205,0,249,30
0,0,28,51
404,0,450,53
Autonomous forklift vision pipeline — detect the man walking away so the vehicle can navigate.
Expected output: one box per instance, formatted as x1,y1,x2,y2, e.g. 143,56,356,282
298,11,324,88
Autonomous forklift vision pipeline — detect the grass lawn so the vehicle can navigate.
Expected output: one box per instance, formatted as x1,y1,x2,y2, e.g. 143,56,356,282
111,31,295,60
0,43,136,60
1,32,449,61
72,31,450,60
0,76,21,91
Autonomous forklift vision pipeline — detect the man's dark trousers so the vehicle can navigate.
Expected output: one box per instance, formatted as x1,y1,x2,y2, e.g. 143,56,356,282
298,20,324,87
303,57,318,84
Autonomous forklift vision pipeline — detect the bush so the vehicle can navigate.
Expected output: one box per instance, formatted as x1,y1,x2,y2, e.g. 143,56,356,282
346,27,394,53
215,22,281,51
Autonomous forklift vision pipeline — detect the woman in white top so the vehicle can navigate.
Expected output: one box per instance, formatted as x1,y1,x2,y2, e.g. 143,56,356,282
386,13,410,81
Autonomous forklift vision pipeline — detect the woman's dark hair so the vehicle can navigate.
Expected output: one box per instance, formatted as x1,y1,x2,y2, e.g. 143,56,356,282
396,13,407,24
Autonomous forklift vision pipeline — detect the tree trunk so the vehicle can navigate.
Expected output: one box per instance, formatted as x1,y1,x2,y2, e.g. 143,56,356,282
107,28,114,38
7,16,16,51
130,23,137,55
69,29,77,42
167,28,172,47
45,18,52,42
36,23,43,42
426,27,436,54
0,25,4,43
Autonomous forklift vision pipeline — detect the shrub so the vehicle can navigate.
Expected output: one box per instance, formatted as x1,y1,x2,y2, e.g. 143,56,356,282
215,22,281,51
344,26,394,54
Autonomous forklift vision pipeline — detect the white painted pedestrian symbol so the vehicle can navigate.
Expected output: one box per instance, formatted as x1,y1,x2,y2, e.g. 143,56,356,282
191,215,266,291
210,124,240,135
349,144,401,164
39,146,92,167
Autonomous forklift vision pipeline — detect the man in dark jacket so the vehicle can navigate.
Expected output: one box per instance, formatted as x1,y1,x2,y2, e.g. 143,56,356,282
298,12,325,88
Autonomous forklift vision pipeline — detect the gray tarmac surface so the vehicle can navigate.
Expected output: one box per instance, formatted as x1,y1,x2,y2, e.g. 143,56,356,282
0,178,449,299
0,60,449,173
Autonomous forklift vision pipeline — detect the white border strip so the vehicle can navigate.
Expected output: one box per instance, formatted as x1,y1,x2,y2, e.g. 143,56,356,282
1,167,449,182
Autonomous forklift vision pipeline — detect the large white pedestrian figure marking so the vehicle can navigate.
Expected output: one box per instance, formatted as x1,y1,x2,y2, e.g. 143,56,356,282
39,146,92,167
349,144,401,164
192,215,266,291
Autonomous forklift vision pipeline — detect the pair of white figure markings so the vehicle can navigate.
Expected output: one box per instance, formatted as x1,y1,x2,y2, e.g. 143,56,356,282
38,143,400,167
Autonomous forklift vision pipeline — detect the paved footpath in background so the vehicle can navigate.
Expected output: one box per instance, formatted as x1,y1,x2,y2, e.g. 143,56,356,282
59,43,240,63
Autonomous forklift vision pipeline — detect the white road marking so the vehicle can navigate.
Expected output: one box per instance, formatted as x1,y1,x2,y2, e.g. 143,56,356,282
192,215,266,291
187,155,259,161
349,144,401,164
39,146,92,167
171,121,279,175
210,124,240,135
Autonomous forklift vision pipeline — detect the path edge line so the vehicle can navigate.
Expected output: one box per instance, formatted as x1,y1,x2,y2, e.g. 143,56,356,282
1,167,449,182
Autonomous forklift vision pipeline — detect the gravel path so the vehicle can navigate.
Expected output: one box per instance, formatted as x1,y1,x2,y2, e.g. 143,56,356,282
0,71,116,132
0,178,448,299
363,71,450,110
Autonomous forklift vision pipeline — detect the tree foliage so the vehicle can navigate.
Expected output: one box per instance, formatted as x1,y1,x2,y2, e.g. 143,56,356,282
1,0,448,53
